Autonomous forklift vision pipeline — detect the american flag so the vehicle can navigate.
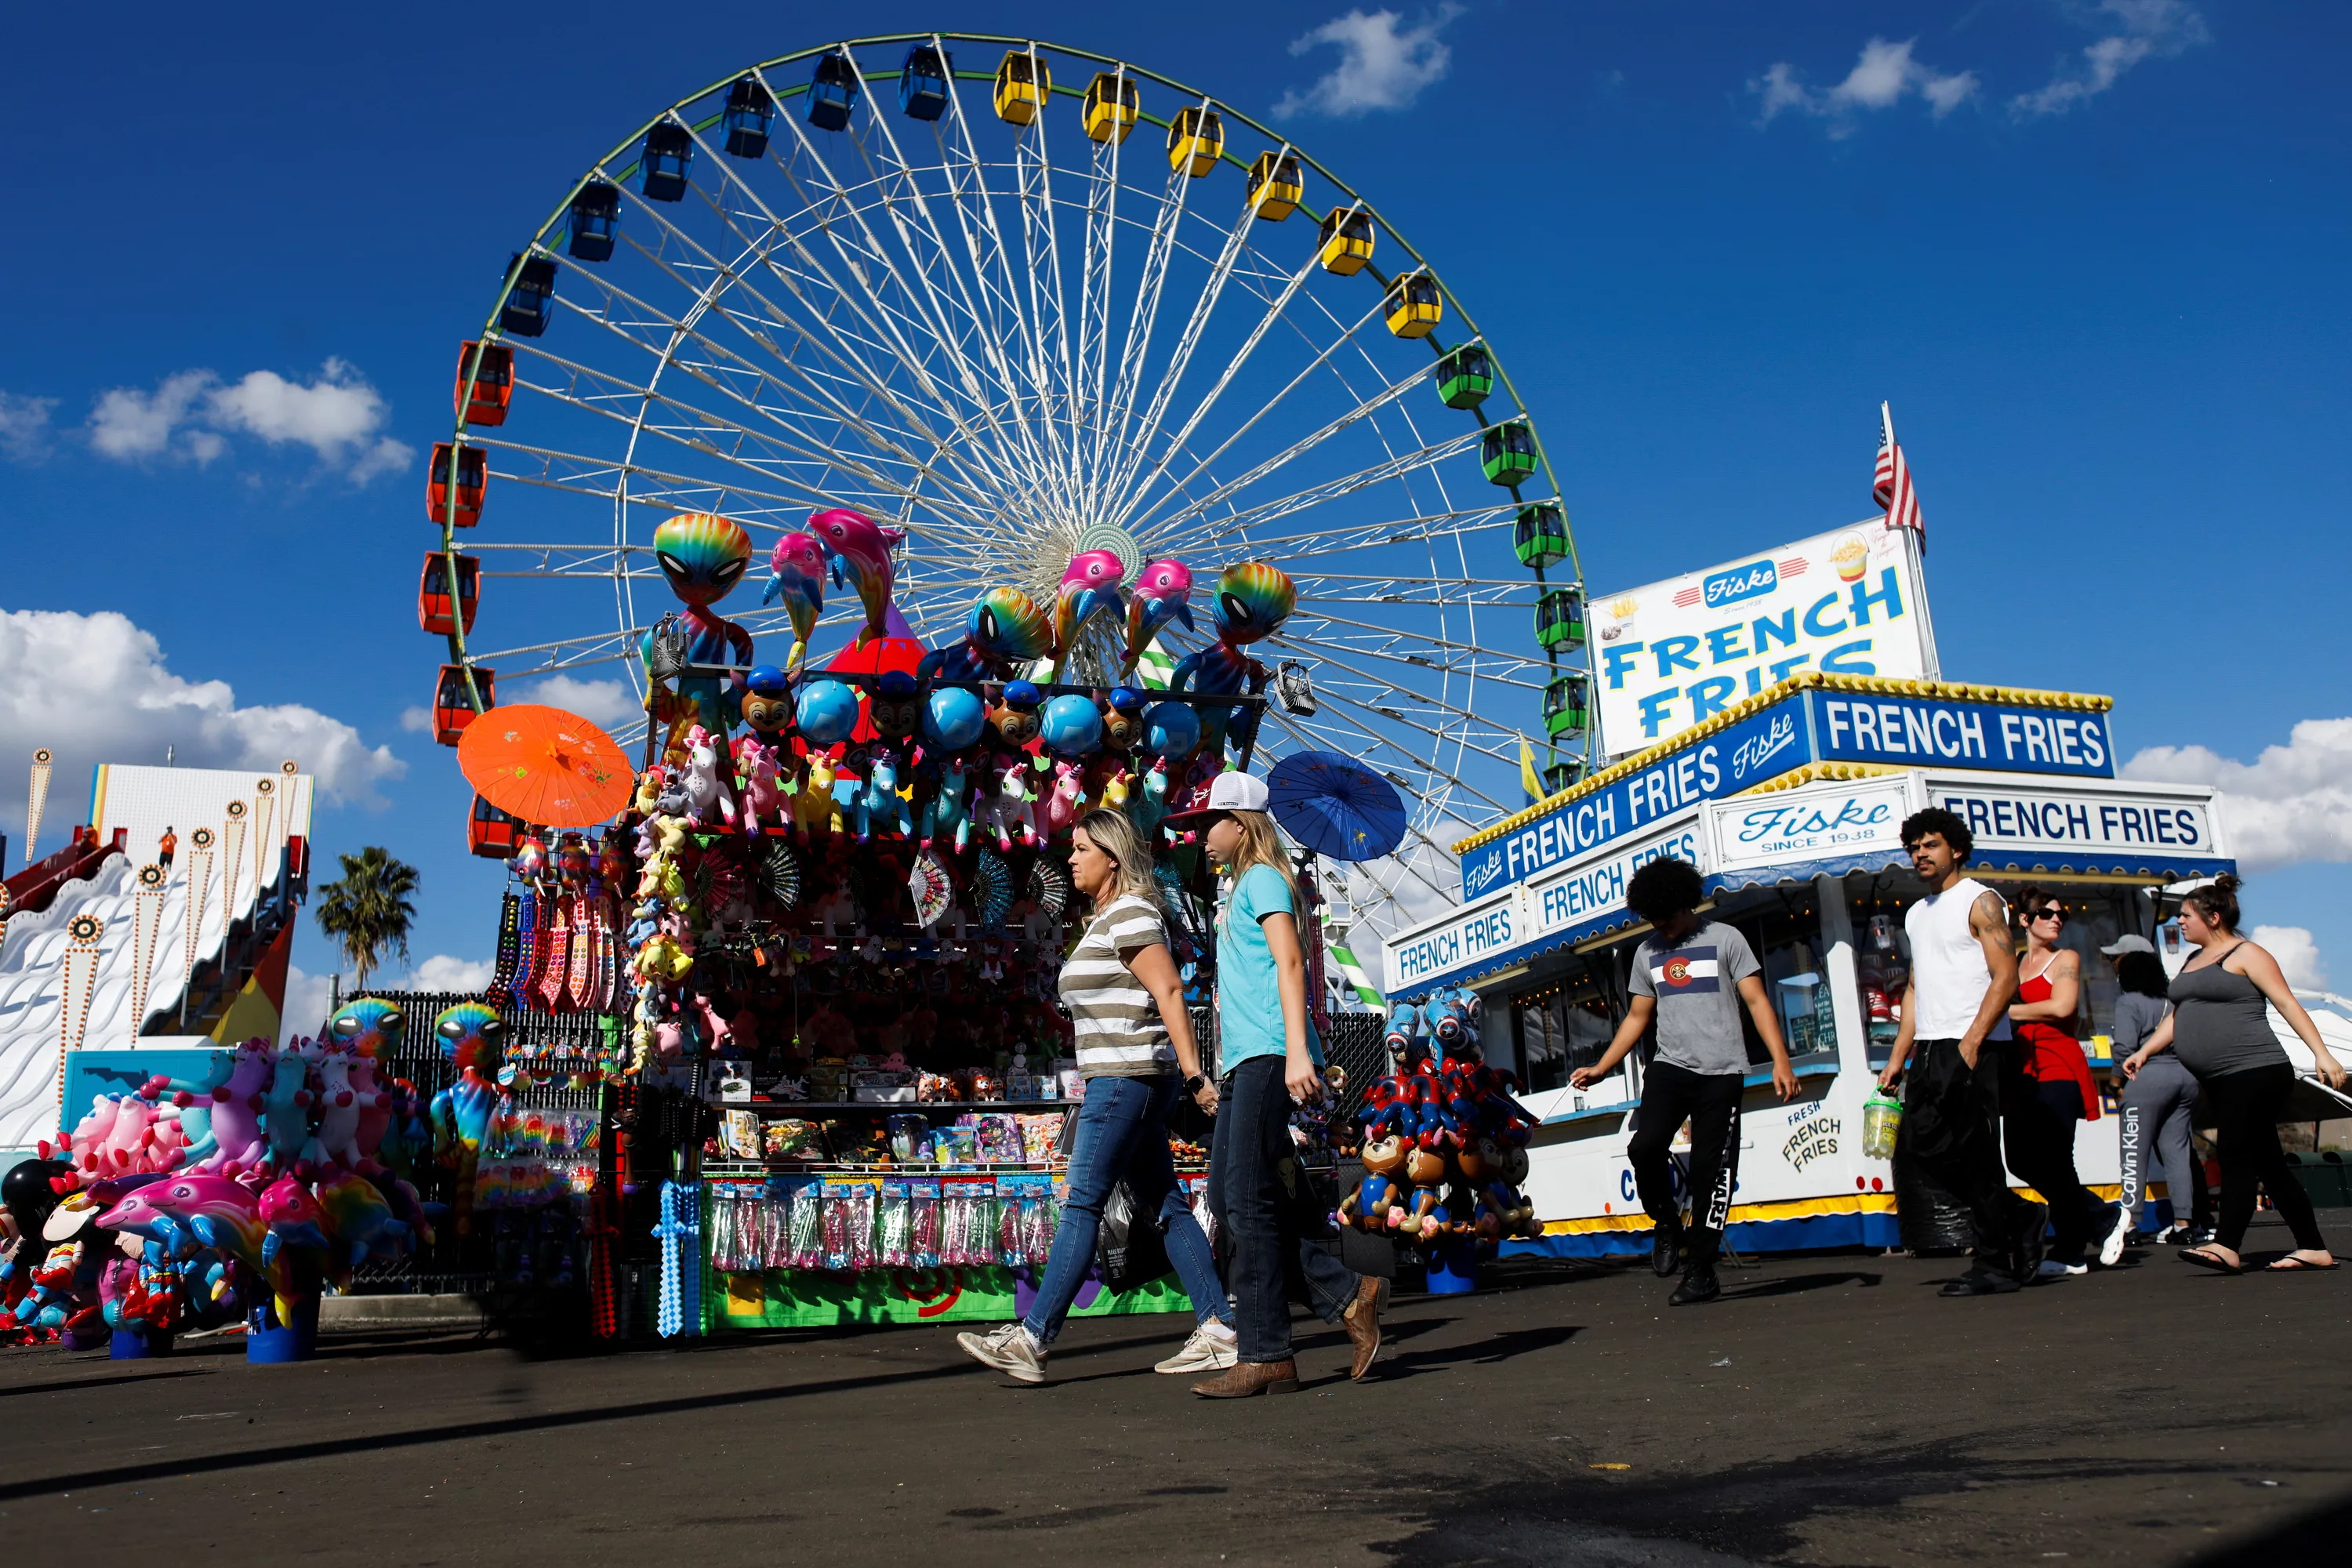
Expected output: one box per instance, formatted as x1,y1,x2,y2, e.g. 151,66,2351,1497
1875,403,1926,543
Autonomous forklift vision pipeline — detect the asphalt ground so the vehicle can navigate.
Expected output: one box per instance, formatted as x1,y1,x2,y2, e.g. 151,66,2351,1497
4,1214,2350,1566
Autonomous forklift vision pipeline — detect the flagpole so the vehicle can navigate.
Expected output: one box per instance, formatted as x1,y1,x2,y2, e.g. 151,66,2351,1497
1882,401,1943,680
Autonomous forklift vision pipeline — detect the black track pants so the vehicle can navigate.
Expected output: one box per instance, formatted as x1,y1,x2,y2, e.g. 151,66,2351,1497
1628,1060,1744,1265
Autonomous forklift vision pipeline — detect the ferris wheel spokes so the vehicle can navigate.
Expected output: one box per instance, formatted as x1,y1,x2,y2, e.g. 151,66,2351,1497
1106,192,1318,523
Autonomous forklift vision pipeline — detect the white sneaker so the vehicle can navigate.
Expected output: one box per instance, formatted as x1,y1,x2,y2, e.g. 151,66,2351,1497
956,1322,1047,1384
2097,1205,2132,1268
1154,1323,1240,1375
2037,1258,2087,1281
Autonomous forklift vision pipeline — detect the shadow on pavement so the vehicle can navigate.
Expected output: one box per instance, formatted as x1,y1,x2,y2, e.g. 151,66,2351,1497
2194,1489,2352,1563
1718,1270,1884,1301
1366,1427,2340,1565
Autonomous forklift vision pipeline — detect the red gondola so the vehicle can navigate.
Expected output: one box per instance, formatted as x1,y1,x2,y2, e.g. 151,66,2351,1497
417,552,481,636
452,342,514,427
468,794,521,858
426,442,486,528
433,663,495,746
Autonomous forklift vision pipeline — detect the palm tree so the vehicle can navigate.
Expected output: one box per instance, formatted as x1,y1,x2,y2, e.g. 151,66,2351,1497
313,847,420,991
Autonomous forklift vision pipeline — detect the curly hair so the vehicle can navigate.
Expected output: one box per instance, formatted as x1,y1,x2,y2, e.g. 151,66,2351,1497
1627,855,1705,926
1900,807,1974,862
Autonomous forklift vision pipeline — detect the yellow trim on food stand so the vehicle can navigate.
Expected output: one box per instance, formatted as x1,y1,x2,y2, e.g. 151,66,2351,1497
1462,672,2114,854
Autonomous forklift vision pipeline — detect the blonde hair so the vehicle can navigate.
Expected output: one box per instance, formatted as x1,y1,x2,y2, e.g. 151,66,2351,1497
1221,809,1301,909
1075,808,1158,904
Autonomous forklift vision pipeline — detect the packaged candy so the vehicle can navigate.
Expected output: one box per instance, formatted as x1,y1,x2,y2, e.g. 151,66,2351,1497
909,1178,942,1269
785,1179,825,1269
878,1179,913,1268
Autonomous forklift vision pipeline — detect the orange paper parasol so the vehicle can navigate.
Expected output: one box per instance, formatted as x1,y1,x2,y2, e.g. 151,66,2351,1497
457,705,633,829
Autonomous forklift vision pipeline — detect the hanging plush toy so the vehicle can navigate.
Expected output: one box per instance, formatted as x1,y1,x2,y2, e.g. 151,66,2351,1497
1120,558,1195,677
1049,550,1129,681
649,512,757,734
1172,561,1296,759
805,506,905,647
916,586,1053,684
760,531,829,671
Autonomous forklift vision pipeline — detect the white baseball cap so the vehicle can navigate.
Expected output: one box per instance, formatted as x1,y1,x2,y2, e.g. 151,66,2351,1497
1166,770,1269,818
2099,934,2156,956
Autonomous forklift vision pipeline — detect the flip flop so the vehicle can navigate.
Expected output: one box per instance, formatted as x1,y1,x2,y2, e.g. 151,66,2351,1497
2179,1247,2244,1276
2264,1256,2342,1272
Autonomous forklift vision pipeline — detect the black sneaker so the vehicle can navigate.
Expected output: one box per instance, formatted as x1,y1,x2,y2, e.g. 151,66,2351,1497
2010,1201,2049,1283
1669,1265,1720,1305
1940,1269,2024,1297
1651,1225,1685,1279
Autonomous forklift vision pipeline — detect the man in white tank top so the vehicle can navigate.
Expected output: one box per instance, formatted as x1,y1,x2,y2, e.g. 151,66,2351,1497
1878,808,2045,1296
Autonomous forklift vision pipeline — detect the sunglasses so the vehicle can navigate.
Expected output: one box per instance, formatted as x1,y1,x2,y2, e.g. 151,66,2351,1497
2030,907,2067,924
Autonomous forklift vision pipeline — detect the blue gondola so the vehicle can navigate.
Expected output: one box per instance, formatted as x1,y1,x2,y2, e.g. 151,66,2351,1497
568,182,619,262
499,254,558,337
808,51,860,132
724,78,775,158
900,44,950,120
641,123,692,201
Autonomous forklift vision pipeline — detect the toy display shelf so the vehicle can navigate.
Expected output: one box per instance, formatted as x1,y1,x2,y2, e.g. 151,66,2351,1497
693,1171,1208,1332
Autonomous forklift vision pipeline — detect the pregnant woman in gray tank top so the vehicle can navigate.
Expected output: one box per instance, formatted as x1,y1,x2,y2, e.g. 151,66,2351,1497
2122,876,2348,1273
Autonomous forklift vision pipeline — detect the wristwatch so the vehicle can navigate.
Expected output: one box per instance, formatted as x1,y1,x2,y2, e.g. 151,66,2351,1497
1184,1073,1207,1094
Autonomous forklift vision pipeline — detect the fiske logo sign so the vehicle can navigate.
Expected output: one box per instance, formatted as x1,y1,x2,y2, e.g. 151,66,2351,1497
1703,560,1778,608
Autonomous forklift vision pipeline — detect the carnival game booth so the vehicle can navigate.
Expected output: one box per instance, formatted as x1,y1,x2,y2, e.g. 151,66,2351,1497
1382,670,2249,1260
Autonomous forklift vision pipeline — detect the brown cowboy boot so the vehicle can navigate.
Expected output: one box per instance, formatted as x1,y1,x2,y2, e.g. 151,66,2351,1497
1191,1359,1301,1398
1342,1276,1383,1381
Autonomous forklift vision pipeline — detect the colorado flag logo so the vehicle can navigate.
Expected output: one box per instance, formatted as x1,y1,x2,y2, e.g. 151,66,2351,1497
1652,947,1722,994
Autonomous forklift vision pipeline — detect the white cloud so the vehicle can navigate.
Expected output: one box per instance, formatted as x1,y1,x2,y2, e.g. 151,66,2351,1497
84,360,412,482
2123,719,2352,874
515,675,642,735
2013,0,2209,118
1754,38,1980,136
2251,926,2325,991
90,370,219,461
281,964,337,1041
0,391,57,462
0,609,406,833
400,954,495,993
1273,5,1462,121
399,705,435,735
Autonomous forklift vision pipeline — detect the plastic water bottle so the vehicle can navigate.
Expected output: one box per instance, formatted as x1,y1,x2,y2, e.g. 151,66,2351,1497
1862,1087,1902,1160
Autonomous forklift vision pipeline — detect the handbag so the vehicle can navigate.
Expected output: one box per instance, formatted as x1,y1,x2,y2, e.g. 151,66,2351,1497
1098,1179,1174,1290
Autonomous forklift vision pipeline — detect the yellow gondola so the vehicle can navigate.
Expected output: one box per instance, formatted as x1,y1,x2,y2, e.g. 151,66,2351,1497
1246,151,1301,220
1385,270,1442,339
993,49,1051,125
1317,205,1374,274
1082,71,1138,143
1167,105,1222,176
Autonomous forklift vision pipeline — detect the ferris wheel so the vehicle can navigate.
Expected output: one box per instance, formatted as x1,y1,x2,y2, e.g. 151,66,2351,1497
423,33,1594,929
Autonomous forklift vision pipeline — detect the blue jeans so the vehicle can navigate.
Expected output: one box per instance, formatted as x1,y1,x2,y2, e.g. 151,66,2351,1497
1023,1073,1228,1345
1208,1055,1362,1364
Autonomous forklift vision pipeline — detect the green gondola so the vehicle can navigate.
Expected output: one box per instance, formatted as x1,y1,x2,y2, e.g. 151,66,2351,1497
1436,344,1493,409
1541,760,1586,796
1482,419,1538,486
1542,672,1589,738
1513,502,1569,568
1535,587,1585,652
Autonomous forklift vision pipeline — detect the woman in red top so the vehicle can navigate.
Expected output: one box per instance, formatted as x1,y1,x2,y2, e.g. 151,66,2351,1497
2004,889,2131,1278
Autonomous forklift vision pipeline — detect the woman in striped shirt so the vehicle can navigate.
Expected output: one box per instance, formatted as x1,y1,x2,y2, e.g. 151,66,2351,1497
957,809,1233,1384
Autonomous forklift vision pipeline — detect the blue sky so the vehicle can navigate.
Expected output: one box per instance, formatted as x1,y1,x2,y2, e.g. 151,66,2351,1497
3,2,2347,1008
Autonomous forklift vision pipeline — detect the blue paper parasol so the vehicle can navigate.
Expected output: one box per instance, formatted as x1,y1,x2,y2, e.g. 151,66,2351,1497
1266,751,1408,862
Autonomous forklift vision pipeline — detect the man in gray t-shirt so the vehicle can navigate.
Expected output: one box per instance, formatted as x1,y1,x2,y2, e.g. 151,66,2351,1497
1628,921,1763,1076
1571,857,1796,1305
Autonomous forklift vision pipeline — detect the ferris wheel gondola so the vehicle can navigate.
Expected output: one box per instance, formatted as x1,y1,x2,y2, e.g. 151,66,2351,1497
425,33,1595,932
